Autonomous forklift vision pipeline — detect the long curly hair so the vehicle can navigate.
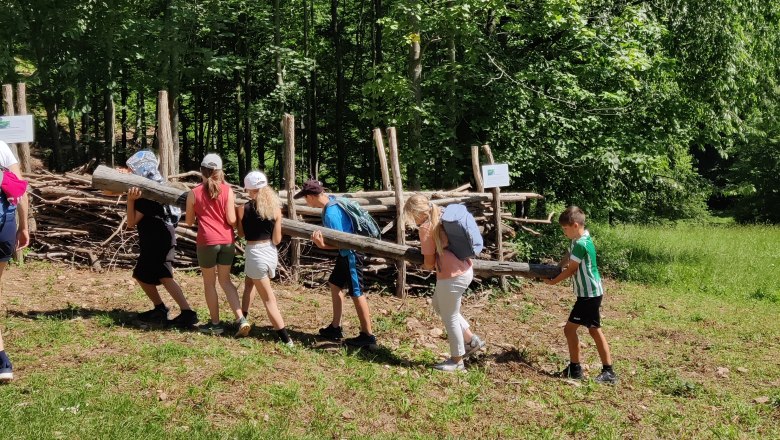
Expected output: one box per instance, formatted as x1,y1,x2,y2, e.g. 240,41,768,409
250,186,281,220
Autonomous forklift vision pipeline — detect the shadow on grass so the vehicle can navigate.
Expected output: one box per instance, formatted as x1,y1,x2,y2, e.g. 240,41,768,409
8,306,136,326
477,346,556,377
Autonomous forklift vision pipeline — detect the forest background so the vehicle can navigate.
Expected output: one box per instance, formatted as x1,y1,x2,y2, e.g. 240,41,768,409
1,0,778,227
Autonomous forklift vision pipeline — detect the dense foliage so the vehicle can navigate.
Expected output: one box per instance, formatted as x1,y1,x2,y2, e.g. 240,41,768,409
1,0,777,222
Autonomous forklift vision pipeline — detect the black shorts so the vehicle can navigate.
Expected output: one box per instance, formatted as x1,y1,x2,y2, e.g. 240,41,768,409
568,296,603,328
0,212,17,263
328,252,364,297
133,247,176,286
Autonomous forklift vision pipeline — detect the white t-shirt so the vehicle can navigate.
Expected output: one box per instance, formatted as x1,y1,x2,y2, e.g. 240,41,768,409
0,141,19,169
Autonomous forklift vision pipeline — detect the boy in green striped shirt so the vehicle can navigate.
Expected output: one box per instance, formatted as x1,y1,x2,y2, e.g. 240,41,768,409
545,206,617,384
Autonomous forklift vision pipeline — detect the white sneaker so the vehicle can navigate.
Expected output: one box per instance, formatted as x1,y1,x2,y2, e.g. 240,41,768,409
283,340,294,348
235,318,252,337
433,359,465,372
464,334,485,358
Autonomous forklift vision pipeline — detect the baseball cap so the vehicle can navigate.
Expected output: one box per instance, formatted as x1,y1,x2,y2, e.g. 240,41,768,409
293,179,324,199
244,171,268,190
201,153,223,170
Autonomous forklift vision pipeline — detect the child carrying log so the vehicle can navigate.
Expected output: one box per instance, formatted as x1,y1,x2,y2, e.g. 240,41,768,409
185,153,250,337
403,194,486,372
235,171,293,346
125,151,197,328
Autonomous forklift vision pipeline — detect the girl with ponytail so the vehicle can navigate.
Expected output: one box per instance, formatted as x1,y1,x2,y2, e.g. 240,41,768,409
185,153,250,337
403,194,486,372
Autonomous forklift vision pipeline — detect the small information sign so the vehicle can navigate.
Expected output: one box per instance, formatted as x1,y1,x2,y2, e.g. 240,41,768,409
482,163,510,188
0,115,35,144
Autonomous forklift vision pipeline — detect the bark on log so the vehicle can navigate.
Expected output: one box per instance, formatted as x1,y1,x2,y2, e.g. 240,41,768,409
91,165,561,279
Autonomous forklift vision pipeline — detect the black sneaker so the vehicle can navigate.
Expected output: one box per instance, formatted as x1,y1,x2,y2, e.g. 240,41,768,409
318,324,343,341
557,363,584,380
344,332,377,349
137,305,169,324
594,369,618,384
168,310,198,329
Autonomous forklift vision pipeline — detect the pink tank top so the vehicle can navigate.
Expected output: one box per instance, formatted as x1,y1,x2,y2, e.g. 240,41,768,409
193,183,234,246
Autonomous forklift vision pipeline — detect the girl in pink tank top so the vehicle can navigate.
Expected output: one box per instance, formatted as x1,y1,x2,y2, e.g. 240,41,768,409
184,153,250,337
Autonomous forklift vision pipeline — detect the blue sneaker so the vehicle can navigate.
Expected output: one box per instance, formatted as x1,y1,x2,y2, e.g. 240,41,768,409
0,362,12,384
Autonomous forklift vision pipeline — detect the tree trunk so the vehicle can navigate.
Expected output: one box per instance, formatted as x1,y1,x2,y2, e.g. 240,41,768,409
120,82,128,162
235,80,246,178
14,83,32,172
44,98,64,171
332,0,346,191
243,65,252,172
407,2,422,189
104,88,115,166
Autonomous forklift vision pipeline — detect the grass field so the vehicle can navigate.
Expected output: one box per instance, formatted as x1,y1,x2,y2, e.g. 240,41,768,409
0,223,778,439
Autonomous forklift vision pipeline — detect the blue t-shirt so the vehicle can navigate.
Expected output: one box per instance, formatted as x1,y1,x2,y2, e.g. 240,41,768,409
322,196,354,256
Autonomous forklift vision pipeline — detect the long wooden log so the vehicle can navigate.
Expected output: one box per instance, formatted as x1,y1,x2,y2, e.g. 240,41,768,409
91,165,561,279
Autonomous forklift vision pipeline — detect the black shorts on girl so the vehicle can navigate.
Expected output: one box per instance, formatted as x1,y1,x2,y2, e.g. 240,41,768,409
328,252,365,297
133,199,177,285
568,296,603,328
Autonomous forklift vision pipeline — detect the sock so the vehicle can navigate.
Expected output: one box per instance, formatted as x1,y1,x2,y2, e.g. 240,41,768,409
275,328,291,343
602,364,613,372
242,310,249,319
570,362,581,370
154,302,167,310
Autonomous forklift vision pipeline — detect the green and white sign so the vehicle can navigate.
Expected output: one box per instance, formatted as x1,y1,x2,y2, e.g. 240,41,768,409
481,163,510,188
0,115,34,143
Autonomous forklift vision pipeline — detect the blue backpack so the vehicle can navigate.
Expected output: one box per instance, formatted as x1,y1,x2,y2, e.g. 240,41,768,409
441,204,483,260
323,197,381,239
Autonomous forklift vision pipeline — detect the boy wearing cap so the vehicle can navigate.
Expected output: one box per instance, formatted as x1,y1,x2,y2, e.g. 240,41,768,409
125,150,197,329
296,179,377,348
185,153,250,337
236,171,293,346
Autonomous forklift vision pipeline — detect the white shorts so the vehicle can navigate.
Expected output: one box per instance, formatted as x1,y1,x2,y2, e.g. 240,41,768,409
245,242,278,280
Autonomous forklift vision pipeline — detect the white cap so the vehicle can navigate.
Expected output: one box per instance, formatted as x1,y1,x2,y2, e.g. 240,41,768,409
201,153,223,170
244,171,268,190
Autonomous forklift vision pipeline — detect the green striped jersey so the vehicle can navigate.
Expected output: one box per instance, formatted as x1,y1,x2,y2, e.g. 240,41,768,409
568,231,604,297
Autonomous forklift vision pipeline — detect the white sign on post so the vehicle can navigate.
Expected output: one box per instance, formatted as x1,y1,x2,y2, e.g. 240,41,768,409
482,163,510,188
0,115,35,144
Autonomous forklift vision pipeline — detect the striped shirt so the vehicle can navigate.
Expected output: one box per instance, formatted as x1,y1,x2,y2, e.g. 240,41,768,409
568,231,604,298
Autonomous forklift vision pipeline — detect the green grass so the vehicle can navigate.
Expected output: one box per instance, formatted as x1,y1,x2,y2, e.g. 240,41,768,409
1,223,779,438
592,222,780,302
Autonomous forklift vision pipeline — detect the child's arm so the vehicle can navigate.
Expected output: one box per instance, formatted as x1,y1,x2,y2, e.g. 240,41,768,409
235,204,245,238
225,188,237,227
559,250,571,269
544,259,579,285
125,187,144,229
272,207,283,246
184,191,196,226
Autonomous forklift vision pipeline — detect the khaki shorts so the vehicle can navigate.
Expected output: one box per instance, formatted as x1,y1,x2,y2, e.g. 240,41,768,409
197,244,236,268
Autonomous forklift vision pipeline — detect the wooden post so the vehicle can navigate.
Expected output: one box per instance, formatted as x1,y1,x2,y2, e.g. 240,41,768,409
283,113,300,282
157,91,174,178
1,84,19,159
481,144,507,290
373,128,392,191
15,83,32,173
386,127,406,298
471,145,484,192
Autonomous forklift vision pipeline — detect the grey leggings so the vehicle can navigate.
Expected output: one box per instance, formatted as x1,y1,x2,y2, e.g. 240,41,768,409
432,268,474,358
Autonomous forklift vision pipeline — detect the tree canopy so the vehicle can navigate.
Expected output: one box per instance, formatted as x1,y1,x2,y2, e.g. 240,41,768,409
1,0,778,222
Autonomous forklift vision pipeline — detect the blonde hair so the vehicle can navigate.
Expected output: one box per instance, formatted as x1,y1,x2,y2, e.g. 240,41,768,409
201,167,224,199
403,193,445,255
250,186,281,220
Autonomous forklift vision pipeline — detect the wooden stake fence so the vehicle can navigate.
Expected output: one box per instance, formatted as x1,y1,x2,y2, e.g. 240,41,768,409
283,113,300,282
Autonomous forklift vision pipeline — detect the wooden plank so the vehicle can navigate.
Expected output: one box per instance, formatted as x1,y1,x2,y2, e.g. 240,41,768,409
482,144,508,290
387,127,406,298
283,113,300,282
373,128,391,191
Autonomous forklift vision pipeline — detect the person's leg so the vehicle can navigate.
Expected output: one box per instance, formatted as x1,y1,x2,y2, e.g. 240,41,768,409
216,264,244,320
135,279,164,306
160,278,191,311
0,261,13,382
564,322,581,363
433,278,466,362
329,282,344,328
241,277,254,317
201,267,220,324
252,277,285,330
0,262,6,353
351,295,372,335
588,327,612,366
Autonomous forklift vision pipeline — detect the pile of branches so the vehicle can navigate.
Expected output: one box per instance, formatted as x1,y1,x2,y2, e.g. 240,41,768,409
26,170,551,291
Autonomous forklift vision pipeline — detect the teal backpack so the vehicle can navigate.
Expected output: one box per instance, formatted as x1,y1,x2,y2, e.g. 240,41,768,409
322,197,381,239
